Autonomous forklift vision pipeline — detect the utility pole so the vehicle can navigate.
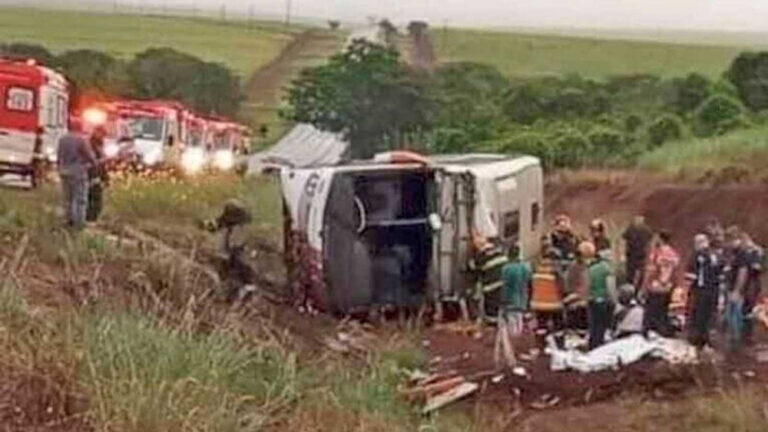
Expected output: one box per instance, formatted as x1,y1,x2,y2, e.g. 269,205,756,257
248,3,254,29
220,3,226,22
285,0,292,27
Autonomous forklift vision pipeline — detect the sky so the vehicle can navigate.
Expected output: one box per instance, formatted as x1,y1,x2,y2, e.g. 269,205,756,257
136,0,768,32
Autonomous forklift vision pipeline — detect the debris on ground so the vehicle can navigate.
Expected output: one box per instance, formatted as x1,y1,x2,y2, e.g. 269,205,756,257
548,334,698,373
422,382,479,414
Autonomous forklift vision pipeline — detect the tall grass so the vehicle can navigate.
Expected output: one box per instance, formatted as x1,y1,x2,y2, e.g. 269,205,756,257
638,126,768,175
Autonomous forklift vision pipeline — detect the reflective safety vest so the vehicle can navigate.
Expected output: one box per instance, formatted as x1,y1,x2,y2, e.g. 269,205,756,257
530,261,563,311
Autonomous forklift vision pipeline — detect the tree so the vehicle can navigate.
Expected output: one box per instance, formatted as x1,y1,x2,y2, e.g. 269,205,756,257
327,20,341,31
694,94,745,136
0,43,56,65
430,62,508,148
57,49,128,96
727,52,768,111
647,114,686,148
587,126,624,160
127,48,241,117
284,39,433,159
666,73,711,113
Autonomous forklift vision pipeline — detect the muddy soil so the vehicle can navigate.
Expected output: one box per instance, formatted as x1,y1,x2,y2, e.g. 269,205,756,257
425,325,768,417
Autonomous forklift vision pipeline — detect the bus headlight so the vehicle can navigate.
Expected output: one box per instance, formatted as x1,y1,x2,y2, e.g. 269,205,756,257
213,150,234,171
181,148,205,174
142,150,161,166
104,142,120,158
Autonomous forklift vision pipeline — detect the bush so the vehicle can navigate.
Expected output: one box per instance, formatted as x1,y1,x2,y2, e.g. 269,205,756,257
666,73,711,113
552,129,591,167
647,114,686,148
624,113,644,133
694,94,746,136
496,131,553,165
587,126,625,162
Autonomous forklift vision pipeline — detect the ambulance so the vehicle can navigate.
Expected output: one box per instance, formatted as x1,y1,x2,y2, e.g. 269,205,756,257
0,58,69,187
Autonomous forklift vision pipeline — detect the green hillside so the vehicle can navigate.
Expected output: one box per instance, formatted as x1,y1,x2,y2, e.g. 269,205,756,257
436,28,751,78
0,6,300,78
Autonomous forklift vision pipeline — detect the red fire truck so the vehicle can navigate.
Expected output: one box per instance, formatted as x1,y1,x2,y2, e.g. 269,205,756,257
0,58,69,187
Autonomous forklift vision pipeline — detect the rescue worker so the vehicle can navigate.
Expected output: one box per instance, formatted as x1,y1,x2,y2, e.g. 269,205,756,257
686,234,723,349
740,232,764,345
57,119,97,230
550,215,578,261
722,226,747,349
622,215,653,287
563,242,590,330
469,235,509,321
642,230,680,337
530,247,564,333
202,200,254,302
590,219,611,258
86,126,108,222
585,241,616,349
500,243,532,334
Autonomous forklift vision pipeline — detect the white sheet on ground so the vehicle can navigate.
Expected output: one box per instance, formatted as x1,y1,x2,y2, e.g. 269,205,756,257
549,334,698,373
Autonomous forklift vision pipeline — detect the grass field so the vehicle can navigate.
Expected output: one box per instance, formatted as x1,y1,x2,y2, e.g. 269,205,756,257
0,6,300,79
435,28,752,78
637,126,768,180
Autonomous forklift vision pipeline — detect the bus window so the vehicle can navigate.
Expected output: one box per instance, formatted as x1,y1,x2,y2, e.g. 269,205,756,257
7,87,34,112
501,210,520,240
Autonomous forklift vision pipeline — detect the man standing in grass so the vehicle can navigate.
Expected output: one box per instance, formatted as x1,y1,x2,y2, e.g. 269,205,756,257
57,119,96,230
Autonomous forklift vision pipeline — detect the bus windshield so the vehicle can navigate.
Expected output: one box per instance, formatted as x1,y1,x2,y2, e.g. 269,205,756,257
127,116,165,141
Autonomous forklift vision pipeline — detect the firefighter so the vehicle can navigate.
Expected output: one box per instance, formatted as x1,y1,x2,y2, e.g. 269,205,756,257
57,119,97,230
530,247,564,333
550,215,578,261
622,215,653,288
686,234,723,349
86,126,108,222
202,200,254,302
469,235,509,322
642,230,681,337
584,241,616,349
740,232,764,345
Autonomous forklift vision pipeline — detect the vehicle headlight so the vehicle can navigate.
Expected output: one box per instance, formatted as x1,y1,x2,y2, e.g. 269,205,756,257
44,146,56,161
181,148,205,174
104,142,120,158
213,150,234,170
142,150,161,166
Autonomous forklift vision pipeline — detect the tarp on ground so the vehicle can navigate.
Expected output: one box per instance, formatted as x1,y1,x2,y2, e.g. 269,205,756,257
248,124,349,173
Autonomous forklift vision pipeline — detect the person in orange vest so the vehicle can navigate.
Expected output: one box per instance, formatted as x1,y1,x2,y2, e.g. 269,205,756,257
531,247,565,333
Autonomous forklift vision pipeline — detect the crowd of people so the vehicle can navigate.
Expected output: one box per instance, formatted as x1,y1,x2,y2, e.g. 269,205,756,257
57,120,109,230
477,214,765,354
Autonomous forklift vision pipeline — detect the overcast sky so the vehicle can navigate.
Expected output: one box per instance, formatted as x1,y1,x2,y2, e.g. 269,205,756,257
142,0,768,32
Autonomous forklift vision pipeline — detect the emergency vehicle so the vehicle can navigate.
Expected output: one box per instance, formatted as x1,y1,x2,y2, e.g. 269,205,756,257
202,116,250,171
0,58,69,187
82,100,192,170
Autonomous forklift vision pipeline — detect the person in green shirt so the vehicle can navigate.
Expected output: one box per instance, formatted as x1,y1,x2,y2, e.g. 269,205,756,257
501,243,532,333
584,241,617,349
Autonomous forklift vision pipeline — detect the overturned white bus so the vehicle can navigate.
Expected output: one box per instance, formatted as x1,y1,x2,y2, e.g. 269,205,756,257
280,153,543,314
